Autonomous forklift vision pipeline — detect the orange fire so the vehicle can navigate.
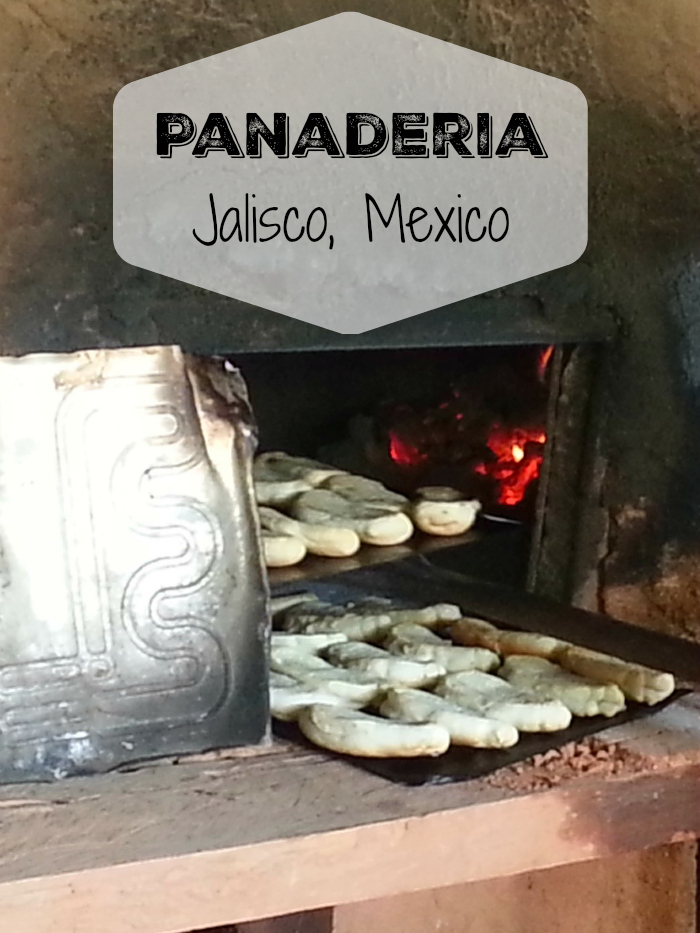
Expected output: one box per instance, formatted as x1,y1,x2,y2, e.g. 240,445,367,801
474,425,547,506
538,345,554,382
388,430,428,467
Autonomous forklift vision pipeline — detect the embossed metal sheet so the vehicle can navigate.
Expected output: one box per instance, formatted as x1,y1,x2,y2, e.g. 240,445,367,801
0,346,268,782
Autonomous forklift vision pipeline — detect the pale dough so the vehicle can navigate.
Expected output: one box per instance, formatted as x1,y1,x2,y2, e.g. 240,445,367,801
379,687,519,748
499,656,626,717
254,452,345,486
436,670,572,732
291,489,414,546
271,632,348,654
259,506,361,557
388,639,500,673
298,704,451,758
255,478,312,508
557,645,675,705
283,601,462,641
282,600,395,641
324,641,445,688
322,474,408,511
262,531,307,567
270,683,352,721
450,618,569,660
411,497,481,537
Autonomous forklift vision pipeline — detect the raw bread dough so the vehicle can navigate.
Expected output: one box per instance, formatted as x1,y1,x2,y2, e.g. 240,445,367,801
271,651,380,704
388,639,500,673
322,474,408,511
254,452,345,486
324,641,445,688
291,489,414,546
255,478,312,508
379,687,519,748
436,670,572,732
283,601,462,641
450,618,569,660
411,494,481,537
499,656,626,717
386,620,499,672
271,632,348,654
283,600,395,641
269,592,317,618
259,506,361,558
448,617,502,653
383,623,445,648
270,683,351,721
261,531,307,567
298,704,451,758
557,645,675,705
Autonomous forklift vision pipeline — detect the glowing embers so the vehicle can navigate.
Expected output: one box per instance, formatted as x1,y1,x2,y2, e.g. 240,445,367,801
474,425,547,506
388,431,428,468
384,347,552,509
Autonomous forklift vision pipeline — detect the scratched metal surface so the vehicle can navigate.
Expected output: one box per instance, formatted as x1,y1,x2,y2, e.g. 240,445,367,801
0,348,268,783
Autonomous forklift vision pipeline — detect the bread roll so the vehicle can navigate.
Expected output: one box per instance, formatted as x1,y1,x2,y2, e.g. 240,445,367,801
254,452,345,486
298,704,451,758
436,670,572,732
557,645,675,705
259,506,361,558
499,655,626,717
324,641,445,688
262,531,307,567
380,687,519,748
322,474,408,511
291,489,414,546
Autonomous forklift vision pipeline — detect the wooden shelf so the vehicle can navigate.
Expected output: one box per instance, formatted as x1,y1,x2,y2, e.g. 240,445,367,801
1,695,700,933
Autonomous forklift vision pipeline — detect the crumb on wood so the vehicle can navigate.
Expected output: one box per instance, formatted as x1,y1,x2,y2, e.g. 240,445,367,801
482,738,654,792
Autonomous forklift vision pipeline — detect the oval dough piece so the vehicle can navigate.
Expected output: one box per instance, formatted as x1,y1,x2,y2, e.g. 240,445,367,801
262,531,307,568
380,687,519,748
415,486,464,502
254,452,345,487
449,617,502,652
271,632,348,654
282,601,395,641
291,489,414,546
270,683,351,721
325,642,445,688
436,670,572,732
384,623,445,648
259,506,361,558
283,601,462,641
322,474,408,511
411,498,481,537
298,704,450,758
450,618,569,661
272,657,380,705
256,478,312,508
557,645,675,705
388,639,500,673
498,656,626,718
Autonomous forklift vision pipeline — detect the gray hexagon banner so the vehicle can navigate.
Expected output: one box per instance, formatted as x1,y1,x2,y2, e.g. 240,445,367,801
113,12,587,334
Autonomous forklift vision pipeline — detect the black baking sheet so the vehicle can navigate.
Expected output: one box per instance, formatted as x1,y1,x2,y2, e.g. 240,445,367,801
270,554,695,787
273,691,687,787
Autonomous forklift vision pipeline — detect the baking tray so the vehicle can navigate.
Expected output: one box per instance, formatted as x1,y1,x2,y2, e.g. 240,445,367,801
272,691,685,786
270,554,697,786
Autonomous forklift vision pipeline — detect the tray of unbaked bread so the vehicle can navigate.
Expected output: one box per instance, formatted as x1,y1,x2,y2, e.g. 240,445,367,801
268,562,696,786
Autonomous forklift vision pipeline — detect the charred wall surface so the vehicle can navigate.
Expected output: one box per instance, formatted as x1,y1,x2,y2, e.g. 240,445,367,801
1,0,699,633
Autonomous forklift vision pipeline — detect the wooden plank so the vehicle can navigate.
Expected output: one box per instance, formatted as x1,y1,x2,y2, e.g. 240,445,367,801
334,843,698,933
0,697,698,933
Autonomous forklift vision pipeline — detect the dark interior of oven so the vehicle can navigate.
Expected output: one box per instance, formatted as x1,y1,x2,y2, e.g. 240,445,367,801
229,343,588,593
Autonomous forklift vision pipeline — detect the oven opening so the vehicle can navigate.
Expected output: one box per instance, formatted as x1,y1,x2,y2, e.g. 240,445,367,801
231,343,564,590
